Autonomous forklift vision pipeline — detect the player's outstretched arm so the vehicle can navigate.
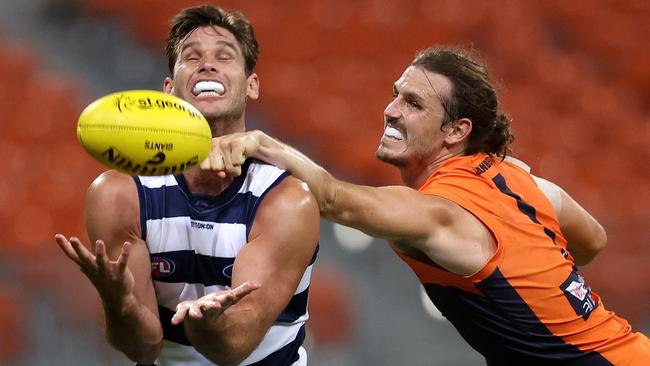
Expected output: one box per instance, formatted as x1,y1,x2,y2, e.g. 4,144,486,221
55,170,162,363
177,176,319,366
203,131,493,276
532,176,607,266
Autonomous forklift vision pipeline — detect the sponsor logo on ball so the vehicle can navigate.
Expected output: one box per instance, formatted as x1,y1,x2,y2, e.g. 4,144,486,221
100,146,199,175
116,94,202,119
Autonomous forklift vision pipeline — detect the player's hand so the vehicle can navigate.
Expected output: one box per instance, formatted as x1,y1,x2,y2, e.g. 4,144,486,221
54,234,134,302
171,281,261,325
200,131,262,178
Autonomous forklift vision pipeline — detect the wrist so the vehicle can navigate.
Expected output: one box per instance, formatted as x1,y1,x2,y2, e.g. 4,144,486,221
103,293,138,317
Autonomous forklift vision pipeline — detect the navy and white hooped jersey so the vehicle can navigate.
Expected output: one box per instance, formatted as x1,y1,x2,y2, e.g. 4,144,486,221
134,159,318,366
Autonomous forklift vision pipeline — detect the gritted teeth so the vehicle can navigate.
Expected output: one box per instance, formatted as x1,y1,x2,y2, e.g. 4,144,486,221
384,126,404,140
193,80,225,96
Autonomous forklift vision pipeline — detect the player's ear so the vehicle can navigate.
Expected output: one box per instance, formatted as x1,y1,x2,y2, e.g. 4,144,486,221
246,73,259,100
163,77,174,95
444,117,472,145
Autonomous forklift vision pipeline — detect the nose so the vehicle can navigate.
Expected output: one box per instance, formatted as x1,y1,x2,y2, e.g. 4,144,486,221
384,97,401,120
198,57,218,73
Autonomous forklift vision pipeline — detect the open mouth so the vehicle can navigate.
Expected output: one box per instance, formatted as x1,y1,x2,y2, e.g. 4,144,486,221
383,126,404,141
192,80,225,97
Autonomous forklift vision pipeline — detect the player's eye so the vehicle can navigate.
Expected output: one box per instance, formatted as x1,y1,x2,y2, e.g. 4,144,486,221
407,99,421,109
182,51,200,61
217,52,234,61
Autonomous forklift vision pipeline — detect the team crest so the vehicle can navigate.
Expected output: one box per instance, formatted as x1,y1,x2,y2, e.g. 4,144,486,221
560,270,597,320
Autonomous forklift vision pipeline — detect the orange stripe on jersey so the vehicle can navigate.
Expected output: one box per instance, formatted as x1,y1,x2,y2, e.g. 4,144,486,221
396,153,650,364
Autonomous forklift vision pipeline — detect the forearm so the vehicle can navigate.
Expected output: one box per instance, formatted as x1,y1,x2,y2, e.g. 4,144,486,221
183,311,266,366
102,294,163,363
254,131,337,213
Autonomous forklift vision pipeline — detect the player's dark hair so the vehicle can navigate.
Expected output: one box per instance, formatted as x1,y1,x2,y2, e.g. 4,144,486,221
166,5,259,76
411,46,514,158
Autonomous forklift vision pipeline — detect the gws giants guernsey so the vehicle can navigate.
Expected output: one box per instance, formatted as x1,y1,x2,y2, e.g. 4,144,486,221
134,159,318,366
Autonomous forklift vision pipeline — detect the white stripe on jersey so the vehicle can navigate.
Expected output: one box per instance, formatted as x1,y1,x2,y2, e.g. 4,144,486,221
238,162,286,196
237,322,305,365
157,342,307,366
147,217,247,257
139,174,179,189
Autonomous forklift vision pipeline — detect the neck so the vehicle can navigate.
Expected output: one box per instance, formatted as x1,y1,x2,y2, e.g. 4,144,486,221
184,112,246,195
183,166,235,196
399,150,463,189
207,113,246,137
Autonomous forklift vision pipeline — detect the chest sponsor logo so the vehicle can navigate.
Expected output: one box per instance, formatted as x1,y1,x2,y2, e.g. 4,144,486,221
151,256,175,277
560,270,597,320
191,220,215,230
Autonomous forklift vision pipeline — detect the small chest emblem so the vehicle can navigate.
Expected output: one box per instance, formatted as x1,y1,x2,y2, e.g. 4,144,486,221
222,264,233,279
151,256,175,277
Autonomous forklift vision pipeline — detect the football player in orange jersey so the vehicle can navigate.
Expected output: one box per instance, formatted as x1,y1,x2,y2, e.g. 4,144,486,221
204,46,650,364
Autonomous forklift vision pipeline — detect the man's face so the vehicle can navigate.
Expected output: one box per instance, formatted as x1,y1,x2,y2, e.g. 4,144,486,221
376,66,454,168
163,25,258,123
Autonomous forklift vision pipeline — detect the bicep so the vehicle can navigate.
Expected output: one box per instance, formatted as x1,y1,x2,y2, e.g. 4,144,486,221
532,174,606,249
230,177,319,328
327,180,437,242
557,189,607,256
84,171,158,314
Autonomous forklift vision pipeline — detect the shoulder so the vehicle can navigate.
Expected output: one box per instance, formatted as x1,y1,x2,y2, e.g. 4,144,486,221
248,174,319,241
262,175,319,220
88,170,137,196
86,170,139,214
84,170,142,242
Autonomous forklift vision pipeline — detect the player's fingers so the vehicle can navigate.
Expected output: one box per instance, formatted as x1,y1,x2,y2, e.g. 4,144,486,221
230,281,261,300
69,237,96,266
228,142,247,176
199,156,211,170
54,234,82,264
210,281,260,307
94,240,109,272
171,303,190,325
116,241,131,274
231,143,247,166
219,140,237,175
209,139,226,172
188,302,204,319
199,299,222,312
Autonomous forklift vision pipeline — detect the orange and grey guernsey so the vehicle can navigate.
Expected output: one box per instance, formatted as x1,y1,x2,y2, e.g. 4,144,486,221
397,153,650,365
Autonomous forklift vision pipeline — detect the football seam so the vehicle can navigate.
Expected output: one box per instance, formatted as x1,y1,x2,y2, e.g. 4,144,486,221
78,124,210,139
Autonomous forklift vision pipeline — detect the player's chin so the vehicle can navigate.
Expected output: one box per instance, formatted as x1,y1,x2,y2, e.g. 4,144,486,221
375,146,403,166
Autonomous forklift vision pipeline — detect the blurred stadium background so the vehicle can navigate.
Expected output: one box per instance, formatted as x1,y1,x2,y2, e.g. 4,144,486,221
0,0,648,365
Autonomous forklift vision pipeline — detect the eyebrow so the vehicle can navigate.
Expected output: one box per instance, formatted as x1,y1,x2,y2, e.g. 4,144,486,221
179,40,239,55
394,84,426,105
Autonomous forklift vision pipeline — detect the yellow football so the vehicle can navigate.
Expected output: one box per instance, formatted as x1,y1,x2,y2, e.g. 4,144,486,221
77,90,212,176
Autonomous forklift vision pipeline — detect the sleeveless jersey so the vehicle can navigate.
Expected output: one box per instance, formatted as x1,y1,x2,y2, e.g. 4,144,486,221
397,153,650,365
134,159,317,366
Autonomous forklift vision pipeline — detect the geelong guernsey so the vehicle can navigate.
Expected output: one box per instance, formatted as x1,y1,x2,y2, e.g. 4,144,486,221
134,159,317,366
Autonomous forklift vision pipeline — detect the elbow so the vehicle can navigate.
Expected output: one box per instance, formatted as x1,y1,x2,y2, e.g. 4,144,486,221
571,225,608,266
110,337,162,365
185,327,257,366
592,223,608,254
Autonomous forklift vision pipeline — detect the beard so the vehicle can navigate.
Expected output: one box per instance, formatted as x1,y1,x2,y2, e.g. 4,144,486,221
375,144,408,167
204,93,248,135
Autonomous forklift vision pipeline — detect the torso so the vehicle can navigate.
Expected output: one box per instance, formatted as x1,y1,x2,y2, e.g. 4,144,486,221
134,159,316,365
396,153,650,365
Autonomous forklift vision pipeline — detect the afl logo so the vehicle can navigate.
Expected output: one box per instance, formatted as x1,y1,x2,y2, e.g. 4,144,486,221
222,264,233,279
151,256,175,277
